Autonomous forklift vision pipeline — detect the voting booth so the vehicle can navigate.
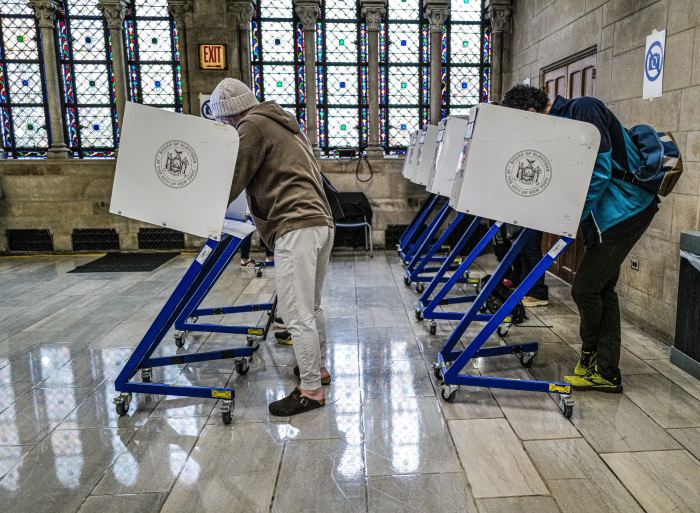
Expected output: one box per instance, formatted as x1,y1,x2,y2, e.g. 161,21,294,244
413,125,439,186
402,130,419,179
111,103,276,425
427,116,471,196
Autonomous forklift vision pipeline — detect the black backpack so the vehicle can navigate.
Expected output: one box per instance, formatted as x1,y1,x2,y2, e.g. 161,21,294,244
320,172,345,222
478,275,528,326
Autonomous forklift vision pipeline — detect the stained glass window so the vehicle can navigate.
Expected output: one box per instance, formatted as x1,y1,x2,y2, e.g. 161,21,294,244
250,0,305,130
445,0,490,116
380,0,428,153
124,0,182,112
57,0,118,158
0,1,50,158
316,0,365,155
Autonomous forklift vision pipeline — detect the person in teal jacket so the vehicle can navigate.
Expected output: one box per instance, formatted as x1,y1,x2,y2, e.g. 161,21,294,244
501,85,659,393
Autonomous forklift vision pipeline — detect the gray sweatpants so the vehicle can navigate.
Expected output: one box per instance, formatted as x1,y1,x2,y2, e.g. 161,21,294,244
274,225,334,390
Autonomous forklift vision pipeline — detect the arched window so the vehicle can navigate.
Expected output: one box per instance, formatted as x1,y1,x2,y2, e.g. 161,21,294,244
250,0,306,129
57,0,118,158
445,0,490,116
0,1,50,158
124,0,182,111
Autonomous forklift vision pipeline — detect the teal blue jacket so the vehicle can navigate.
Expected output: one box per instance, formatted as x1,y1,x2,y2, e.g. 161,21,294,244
549,96,656,238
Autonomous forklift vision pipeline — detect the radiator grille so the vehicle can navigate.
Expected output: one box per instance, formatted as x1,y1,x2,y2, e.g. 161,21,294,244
138,228,185,250
72,229,120,251
6,229,54,252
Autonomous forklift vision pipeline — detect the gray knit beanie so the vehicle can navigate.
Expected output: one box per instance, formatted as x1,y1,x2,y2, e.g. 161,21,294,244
209,78,259,119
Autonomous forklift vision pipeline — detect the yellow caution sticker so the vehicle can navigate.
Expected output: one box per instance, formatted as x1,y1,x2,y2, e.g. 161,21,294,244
247,328,264,336
503,316,512,323
454,258,463,264
211,390,232,399
549,384,571,394
467,278,480,284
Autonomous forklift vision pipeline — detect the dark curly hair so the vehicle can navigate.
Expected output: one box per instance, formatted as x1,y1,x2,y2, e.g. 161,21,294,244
500,84,549,112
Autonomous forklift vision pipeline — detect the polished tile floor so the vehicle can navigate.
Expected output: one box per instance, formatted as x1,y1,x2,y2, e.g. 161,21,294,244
0,250,699,513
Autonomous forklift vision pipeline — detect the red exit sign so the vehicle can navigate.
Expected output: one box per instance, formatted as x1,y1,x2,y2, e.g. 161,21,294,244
199,44,227,70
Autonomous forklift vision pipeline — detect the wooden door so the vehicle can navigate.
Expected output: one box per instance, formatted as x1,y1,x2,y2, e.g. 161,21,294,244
541,52,596,283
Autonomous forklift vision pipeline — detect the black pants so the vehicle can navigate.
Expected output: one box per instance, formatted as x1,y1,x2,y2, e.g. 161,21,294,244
519,231,549,300
571,204,657,383
240,235,273,260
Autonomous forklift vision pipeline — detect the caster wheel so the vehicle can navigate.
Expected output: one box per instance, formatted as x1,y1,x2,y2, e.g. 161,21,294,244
174,332,186,348
497,326,509,337
114,393,132,417
429,323,437,336
222,410,232,424
187,316,198,323
220,400,234,425
433,366,442,380
404,276,411,286
246,336,261,350
256,270,263,278
416,283,425,293
414,308,423,321
141,368,152,383
235,359,250,375
440,387,457,403
519,352,537,368
559,394,574,419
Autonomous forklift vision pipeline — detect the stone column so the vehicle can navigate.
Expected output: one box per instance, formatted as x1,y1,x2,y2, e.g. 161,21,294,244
486,0,511,103
29,0,70,158
229,1,255,88
295,0,321,157
361,0,386,158
97,0,129,129
424,1,448,125
169,0,193,113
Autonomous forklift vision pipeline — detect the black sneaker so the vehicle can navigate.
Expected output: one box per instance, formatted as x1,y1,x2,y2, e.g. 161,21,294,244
293,365,332,386
275,330,293,345
268,388,325,416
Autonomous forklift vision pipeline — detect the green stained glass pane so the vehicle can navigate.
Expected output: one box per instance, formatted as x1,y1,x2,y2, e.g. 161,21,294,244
89,80,96,87
152,37,158,44
340,124,346,130
339,39,345,46
276,81,283,87
401,82,407,89
17,35,24,42
462,40,468,48
27,123,34,130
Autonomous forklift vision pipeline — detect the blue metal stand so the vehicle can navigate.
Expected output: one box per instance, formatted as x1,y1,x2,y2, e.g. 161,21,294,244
398,194,438,255
399,197,451,266
113,232,272,425
433,228,575,418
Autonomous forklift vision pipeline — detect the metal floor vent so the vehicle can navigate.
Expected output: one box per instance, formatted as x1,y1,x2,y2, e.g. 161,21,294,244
72,228,120,251
333,225,368,249
385,224,410,247
6,229,54,252
138,228,185,250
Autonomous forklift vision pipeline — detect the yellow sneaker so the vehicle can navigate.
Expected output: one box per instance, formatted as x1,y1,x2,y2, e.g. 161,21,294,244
564,370,622,393
574,351,597,376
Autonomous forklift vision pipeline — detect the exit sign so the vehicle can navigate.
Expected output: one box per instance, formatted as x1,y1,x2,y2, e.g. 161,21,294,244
199,44,226,70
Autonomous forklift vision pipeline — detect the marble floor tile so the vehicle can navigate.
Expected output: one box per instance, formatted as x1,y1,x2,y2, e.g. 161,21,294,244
621,327,671,360
571,393,680,452
623,374,700,428
42,348,133,388
0,428,135,513
0,343,77,384
449,418,548,498
327,317,359,343
0,386,93,445
356,286,407,307
602,450,700,513
646,357,700,401
568,343,658,376
358,326,423,362
667,427,700,460
160,423,283,513
361,358,435,400
476,496,562,513
367,473,478,513
524,438,644,513
0,445,31,480
77,492,168,513
364,397,461,476
272,438,366,513
357,305,411,328
437,380,503,420
0,382,34,414
93,417,205,494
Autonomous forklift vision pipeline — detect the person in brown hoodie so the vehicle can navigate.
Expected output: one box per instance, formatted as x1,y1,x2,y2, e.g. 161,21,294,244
209,78,335,416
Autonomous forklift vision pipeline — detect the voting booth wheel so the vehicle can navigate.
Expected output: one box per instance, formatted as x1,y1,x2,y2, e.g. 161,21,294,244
559,394,574,419
429,322,437,336
415,283,425,293
141,368,152,383
114,392,132,417
496,325,510,337
174,331,186,348
234,358,250,375
519,352,537,368
220,400,234,425
433,364,442,381
414,308,424,321
440,385,458,403
188,316,199,323
246,336,261,350
404,276,411,287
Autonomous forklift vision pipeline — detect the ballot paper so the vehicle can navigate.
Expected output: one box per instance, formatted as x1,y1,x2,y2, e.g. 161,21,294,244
222,193,256,238
110,102,240,240
451,103,600,237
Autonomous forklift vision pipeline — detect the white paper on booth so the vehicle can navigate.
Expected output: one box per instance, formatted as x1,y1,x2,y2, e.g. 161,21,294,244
110,102,239,240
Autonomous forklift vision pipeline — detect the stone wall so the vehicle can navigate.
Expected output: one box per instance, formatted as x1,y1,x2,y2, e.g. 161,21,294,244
505,0,700,340
0,157,424,252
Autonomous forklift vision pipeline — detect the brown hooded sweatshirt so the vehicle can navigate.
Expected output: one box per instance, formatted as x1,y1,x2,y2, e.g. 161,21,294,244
229,101,333,248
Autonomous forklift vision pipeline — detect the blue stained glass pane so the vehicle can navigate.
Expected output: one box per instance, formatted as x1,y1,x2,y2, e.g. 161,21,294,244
400,123,406,130
401,40,406,46
339,81,345,88
155,80,161,88
93,124,100,130
21,79,28,86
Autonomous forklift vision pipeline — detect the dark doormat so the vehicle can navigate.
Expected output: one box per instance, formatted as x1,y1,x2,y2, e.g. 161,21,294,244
69,252,180,273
